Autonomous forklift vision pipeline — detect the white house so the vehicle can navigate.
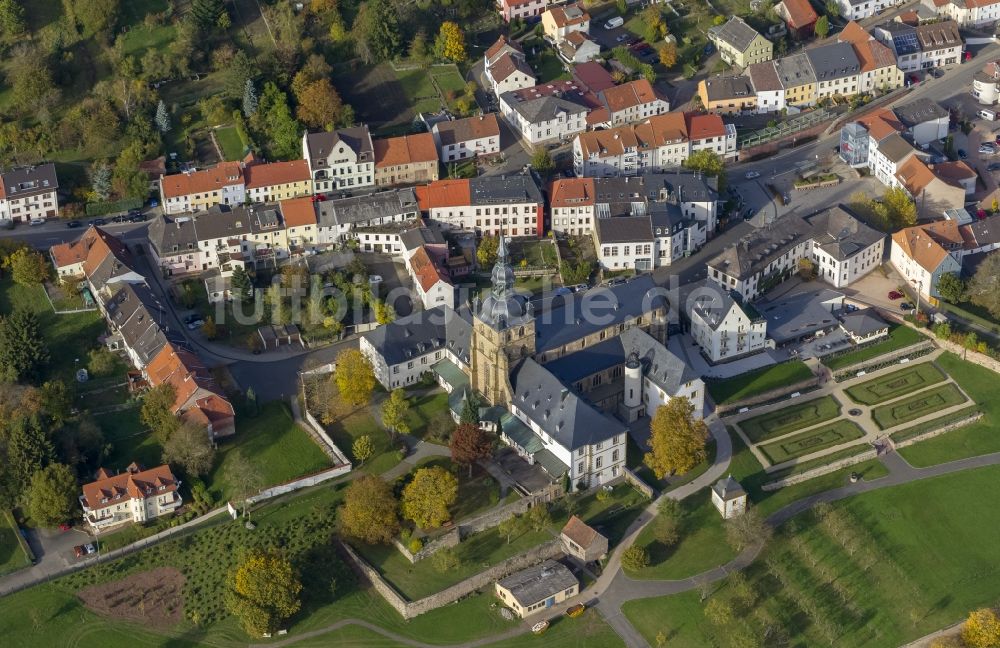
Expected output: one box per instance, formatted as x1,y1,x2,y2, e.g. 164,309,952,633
80,464,182,531
596,79,670,127
746,61,786,114
432,114,502,162
806,207,886,289
0,164,59,223
415,175,544,238
890,220,966,300
302,126,375,194
542,2,590,43
687,280,769,363
892,98,949,147
499,91,589,146
973,60,1000,105
557,31,602,64
922,0,1000,27
711,476,747,518
407,245,455,310
159,162,246,215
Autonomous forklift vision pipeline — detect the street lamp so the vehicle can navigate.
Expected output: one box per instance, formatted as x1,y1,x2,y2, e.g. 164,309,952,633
911,278,922,317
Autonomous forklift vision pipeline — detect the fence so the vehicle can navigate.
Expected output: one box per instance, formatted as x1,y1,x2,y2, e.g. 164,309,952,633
737,108,833,149
247,465,352,504
714,375,822,417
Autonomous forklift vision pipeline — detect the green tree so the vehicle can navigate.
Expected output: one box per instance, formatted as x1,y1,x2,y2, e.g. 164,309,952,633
449,422,493,477
26,463,77,527
351,435,375,466
243,78,258,117
622,545,650,571
224,50,258,101
966,251,1000,318
5,248,49,286
7,415,54,489
334,349,376,406
498,513,525,544
963,331,981,360
409,30,431,67
881,186,917,229
654,498,685,546
0,0,26,40
155,100,171,134
225,449,263,518
256,82,301,160
530,147,554,176
936,272,965,303
644,397,709,479
373,299,395,325
354,0,402,64
0,308,50,383
191,0,226,31
825,0,840,17
683,150,727,190
401,466,459,529
525,503,551,531
431,546,461,572
380,388,410,439
225,550,302,637
338,474,399,544
477,235,499,267
815,15,829,39
231,265,254,302
724,507,770,551
77,0,120,39
162,421,215,477
704,597,734,626
140,383,179,441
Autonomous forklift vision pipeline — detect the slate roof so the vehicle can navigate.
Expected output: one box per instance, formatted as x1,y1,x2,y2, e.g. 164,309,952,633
595,215,653,244
400,223,446,251
710,16,763,53
0,163,58,199
470,174,543,205
434,114,501,147
712,476,745,502
702,75,755,102
707,216,813,281
496,560,578,608
805,205,885,261
304,126,374,168
688,279,760,331
361,305,472,366
840,308,888,336
317,188,419,227
893,98,949,128
502,93,589,123
806,42,860,81
104,283,177,367
756,288,844,344
148,214,199,258
774,52,816,87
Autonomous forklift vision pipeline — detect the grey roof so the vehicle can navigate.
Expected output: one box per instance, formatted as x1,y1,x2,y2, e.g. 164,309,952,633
400,224,445,252
756,288,844,344
687,279,761,331
496,560,577,608
650,203,687,235
534,275,666,352
304,126,374,168
965,213,1000,247
746,61,782,93
701,75,755,102
148,214,200,258
104,283,178,367
433,114,501,147
595,215,653,244
511,358,627,450
248,203,282,233
712,476,745,501
840,308,888,336
893,98,949,128
87,245,140,293
709,16,762,53
470,175,543,206
806,205,885,261
317,188,420,228
502,93,589,124
1,163,58,197
592,173,718,205
877,132,915,163
773,52,816,87
478,235,533,331
191,205,253,242
805,42,860,82
361,305,472,366
707,216,813,281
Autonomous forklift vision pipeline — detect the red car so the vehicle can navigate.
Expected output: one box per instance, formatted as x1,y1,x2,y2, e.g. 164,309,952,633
888,290,904,300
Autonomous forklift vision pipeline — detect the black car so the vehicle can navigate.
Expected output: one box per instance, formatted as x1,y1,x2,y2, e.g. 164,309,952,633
92,218,107,226
900,302,914,311
958,149,968,159
113,214,128,223
989,162,1000,171
66,220,82,228
127,214,145,223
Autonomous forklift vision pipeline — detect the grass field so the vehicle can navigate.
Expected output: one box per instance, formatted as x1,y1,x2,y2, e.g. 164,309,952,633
823,325,925,370
898,353,1000,466
214,126,245,161
552,483,648,548
333,63,443,134
707,361,813,405
737,395,841,443
764,443,873,482
845,362,947,405
625,490,736,580
0,511,29,577
624,464,1000,648
430,65,467,95
870,383,967,430
509,239,558,268
759,420,866,465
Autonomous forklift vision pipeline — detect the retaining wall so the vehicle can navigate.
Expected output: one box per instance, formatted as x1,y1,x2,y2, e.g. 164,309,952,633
715,375,821,417
830,340,936,381
622,466,656,498
893,412,985,449
761,447,878,490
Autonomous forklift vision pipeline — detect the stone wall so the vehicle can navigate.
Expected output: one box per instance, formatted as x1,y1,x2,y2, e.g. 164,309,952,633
342,538,565,619
622,466,656,499
935,337,1000,374
393,527,461,563
830,340,936,381
761,447,878,491
714,375,821,417
893,412,985,449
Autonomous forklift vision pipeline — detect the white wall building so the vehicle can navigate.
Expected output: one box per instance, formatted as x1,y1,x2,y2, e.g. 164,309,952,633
0,164,60,223
688,281,770,363
302,126,375,194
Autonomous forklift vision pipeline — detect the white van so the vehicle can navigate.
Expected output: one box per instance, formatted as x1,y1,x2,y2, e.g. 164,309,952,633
980,108,996,121
604,16,624,29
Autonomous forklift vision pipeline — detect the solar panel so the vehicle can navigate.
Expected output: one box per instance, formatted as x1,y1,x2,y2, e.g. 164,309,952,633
893,32,919,56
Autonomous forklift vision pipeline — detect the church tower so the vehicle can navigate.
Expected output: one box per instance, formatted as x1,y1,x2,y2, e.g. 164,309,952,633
470,232,536,406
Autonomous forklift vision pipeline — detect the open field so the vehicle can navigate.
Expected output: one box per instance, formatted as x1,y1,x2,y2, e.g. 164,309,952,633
707,361,813,405
871,383,967,430
737,395,841,443
332,64,442,134
759,420,866,465
823,325,926,370
0,511,29,577
845,362,947,405
509,239,558,268
214,126,245,161
624,464,1000,648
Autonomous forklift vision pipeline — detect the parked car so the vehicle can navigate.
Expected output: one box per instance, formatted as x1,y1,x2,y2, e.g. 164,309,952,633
65,220,82,228
73,543,96,558
958,149,968,159
900,302,914,311
703,43,714,55
929,68,943,78
186,319,205,330
128,214,145,223
782,193,791,205
908,73,920,85
91,217,107,226
616,34,627,42
888,290,904,300
744,170,760,179
978,144,996,154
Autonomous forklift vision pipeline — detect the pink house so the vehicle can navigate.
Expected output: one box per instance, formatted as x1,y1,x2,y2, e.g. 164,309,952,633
498,0,548,22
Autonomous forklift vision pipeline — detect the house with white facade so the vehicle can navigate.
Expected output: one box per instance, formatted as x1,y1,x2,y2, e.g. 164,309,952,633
893,97,950,146
315,188,420,246
873,19,962,72
836,0,894,21
499,90,589,146
746,61,786,114
302,126,375,194
922,0,1000,27
891,219,965,299
407,245,456,310
80,464,182,531
838,21,906,94
542,2,590,42
415,174,544,237
159,162,246,215
973,60,1000,104
806,206,886,288
432,114,502,162
711,476,747,518
595,79,670,127
687,280,769,363
497,0,548,22
0,164,59,223
484,36,537,96
807,42,862,102
557,31,602,64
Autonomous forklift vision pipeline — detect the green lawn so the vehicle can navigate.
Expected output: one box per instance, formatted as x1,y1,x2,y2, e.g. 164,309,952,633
523,38,570,83
509,239,558,268
629,435,717,494
758,420,866,465
324,400,400,476
845,362,947,405
737,395,841,443
898,352,1000,466
97,406,161,470
870,383,967,430
395,67,443,116
430,65,467,95
823,325,925,371
402,390,452,443
624,464,1000,648
214,126,245,161
552,483,648,548
626,490,735,580
764,443,874,482
0,511,29,577
706,361,813,405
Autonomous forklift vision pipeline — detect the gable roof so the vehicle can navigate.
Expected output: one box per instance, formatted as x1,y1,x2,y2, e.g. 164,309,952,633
496,560,578,608
243,159,310,189
160,162,244,200
361,305,473,366
894,155,936,195
894,98,949,127
774,51,816,87
546,2,589,28
415,179,472,210
599,79,662,113
806,42,861,81
685,113,727,140
0,164,58,200
746,61,783,93
878,132,916,164
488,51,536,84
485,35,523,63
915,20,961,52
596,215,653,244
561,515,604,549
572,62,616,93
710,16,763,52
279,196,318,228
549,177,595,209
892,223,955,273
304,126,374,167
433,114,501,147
410,246,451,293
776,0,818,29
373,132,438,169
701,75,755,102
81,464,179,512
857,107,904,141
806,205,885,261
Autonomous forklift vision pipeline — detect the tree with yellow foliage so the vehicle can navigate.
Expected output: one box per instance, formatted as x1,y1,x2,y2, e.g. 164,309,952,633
644,397,709,478
434,21,466,63
334,348,376,407
225,550,302,637
659,42,678,68
401,465,458,529
962,608,1000,648
338,474,400,543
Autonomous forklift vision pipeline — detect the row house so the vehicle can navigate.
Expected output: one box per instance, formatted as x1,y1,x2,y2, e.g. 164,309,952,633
807,42,862,102
415,174,544,237
775,51,817,107
595,79,670,127
838,22,905,93
243,157,311,203
280,196,320,254
80,464,182,532
708,17,773,69
922,0,1000,27
687,279,770,363
500,90,590,146
746,61,786,113
697,75,757,115
316,187,420,246
484,36,536,96
373,132,440,187
895,156,967,218
873,19,962,72
302,126,375,194
431,114,502,162
0,164,59,223
158,162,245,215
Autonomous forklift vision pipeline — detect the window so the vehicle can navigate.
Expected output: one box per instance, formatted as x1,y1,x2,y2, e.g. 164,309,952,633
595,457,603,469
612,449,619,462
577,461,584,473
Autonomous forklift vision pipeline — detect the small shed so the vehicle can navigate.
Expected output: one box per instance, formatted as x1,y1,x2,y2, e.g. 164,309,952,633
495,560,579,618
711,476,747,519
560,515,608,562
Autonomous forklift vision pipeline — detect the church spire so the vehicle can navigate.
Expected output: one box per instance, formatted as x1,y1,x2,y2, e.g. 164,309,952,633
491,219,513,299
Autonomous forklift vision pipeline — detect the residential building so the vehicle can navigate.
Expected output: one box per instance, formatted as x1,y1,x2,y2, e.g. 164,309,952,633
746,61,786,114
243,158,311,203
895,156,967,217
594,215,656,270
542,3,590,42
51,226,114,280
280,196,319,254
806,42,861,101
596,79,670,126
432,114,502,162
415,175,544,237
407,245,455,310
487,51,538,95
497,0,548,22
687,280,769,363
316,188,420,245
302,126,375,194
708,17,774,69
687,113,738,162
839,308,890,344
373,133,439,187
557,31,602,64
80,464,182,531
806,206,886,288
560,516,608,562
922,0,1000,28
836,0,893,21
873,19,962,71
146,342,235,439
698,75,758,115
499,90,589,146
495,560,579,618
891,219,965,299
973,59,1000,104
0,164,59,223
774,52,817,107
159,162,245,215
894,97,950,146
932,161,978,196
775,0,819,39
870,132,916,187
838,21,905,94
711,476,747,518
549,177,595,236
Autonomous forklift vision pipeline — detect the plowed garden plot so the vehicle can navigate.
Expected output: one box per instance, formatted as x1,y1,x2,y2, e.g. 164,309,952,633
760,420,866,464
738,396,841,443
845,363,946,406
872,383,968,430
78,567,184,628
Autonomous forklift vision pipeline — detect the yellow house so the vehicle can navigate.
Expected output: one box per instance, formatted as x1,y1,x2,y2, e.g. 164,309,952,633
279,196,319,255
698,75,758,115
541,3,590,43
774,52,817,107
495,560,579,619
244,159,312,203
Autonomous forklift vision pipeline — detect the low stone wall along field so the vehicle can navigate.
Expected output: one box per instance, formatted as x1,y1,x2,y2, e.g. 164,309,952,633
760,420,866,465
871,383,968,430
738,395,841,443
845,362,947,406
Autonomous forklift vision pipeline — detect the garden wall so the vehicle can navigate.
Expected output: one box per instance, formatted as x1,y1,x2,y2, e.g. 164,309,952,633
935,337,1000,374
830,340,936,381
247,465,352,504
892,411,985,449
342,539,564,619
715,376,821,417
622,466,656,498
761,446,878,491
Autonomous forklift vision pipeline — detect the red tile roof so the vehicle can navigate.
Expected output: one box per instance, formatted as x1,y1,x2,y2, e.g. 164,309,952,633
600,79,661,113
160,162,244,199
486,35,523,62
80,226,133,278
685,113,727,140
410,246,450,293
778,0,818,30
373,132,438,168
549,178,595,208
279,196,318,228
81,464,179,512
415,179,472,210
243,159,310,189
561,515,602,549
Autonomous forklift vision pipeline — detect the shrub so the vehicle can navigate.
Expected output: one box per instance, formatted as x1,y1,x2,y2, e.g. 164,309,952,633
621,546,649,571
407,537,423,553
596,488,610,502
